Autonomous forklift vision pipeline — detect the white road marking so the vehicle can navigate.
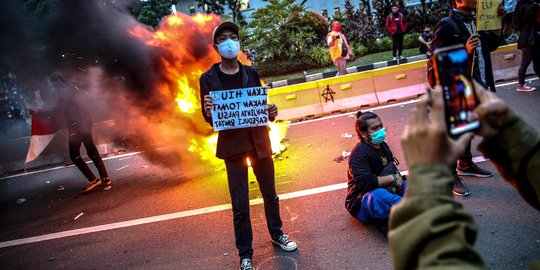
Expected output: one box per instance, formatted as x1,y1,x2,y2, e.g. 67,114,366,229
0,152,141,180
0,157,493,249
0,181,345,249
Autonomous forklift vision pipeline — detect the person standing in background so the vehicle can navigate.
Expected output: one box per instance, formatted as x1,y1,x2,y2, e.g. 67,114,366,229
327,21,354,76
386,4,408,61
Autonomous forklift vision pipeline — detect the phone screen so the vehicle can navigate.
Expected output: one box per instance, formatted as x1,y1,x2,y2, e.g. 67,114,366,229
434,45,480,135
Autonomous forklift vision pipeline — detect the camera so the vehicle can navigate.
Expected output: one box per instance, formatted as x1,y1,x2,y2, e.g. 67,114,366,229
432,44,480,135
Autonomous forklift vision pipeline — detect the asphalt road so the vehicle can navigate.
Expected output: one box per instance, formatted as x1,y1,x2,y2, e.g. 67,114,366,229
1,79,539,270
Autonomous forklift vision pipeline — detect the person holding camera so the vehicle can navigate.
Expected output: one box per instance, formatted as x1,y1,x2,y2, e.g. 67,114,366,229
345,111,407,235
327,21,354,76
389,82,540,269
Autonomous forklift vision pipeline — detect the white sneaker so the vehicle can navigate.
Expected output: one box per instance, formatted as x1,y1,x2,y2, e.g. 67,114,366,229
271,234,297,251
399,55,406,59
392,57,397,61
517,84,536,92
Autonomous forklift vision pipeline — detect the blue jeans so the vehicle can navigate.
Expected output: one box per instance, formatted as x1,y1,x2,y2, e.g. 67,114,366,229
356,181,408,222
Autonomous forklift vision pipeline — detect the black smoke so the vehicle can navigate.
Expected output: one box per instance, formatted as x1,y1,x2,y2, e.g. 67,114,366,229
0,0,216,169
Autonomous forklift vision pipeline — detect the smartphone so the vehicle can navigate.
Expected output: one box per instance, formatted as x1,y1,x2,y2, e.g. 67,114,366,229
433,44,480,135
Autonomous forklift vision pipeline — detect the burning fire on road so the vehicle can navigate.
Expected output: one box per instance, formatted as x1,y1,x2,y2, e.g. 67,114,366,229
126,13,288,166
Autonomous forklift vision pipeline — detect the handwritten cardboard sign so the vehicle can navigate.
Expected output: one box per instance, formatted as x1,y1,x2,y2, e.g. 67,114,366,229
476,0,502,31
210,87,268,131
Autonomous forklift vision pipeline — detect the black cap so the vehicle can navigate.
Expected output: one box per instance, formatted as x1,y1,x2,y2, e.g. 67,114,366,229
212,21,239,44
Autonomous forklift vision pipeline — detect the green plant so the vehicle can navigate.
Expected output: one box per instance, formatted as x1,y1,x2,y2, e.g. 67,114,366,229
342,0,379,46
367,37,392,53
246,0,325,63
256,58,314,77
305,46,333,68
403,33,419,49
353,43,368,56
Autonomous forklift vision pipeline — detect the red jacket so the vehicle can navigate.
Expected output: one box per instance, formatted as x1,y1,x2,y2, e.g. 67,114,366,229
385,12,408,36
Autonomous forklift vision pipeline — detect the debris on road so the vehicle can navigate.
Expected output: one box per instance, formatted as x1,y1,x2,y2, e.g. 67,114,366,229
74,212,84,220
334,151,351,163
223,253,229,256
103,186,112,191
56,186,64,191
343,133,353,138
142,165,148,169
48,256,55,262
116,165,130,171
16,198,26,205
46,181,50,184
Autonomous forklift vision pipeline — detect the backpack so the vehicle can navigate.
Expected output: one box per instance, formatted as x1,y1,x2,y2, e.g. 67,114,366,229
341,35,349,57
427,17,460,88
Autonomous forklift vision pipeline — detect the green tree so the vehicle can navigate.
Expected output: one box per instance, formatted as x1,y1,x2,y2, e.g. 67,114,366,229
197,0,244,24
197,0,225,15
343,0,378,45
134,0,179,29
225,0,244,23
372,0,394,36
246,0,326,61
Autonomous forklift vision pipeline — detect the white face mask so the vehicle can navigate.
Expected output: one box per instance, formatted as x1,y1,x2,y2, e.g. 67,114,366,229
217,39,240,59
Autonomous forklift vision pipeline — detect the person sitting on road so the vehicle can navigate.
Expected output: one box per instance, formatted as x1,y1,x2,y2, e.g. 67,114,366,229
389,82,540,269
345,111,407,235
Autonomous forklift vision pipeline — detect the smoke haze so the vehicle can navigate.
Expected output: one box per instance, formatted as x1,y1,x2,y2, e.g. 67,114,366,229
0,0,222,170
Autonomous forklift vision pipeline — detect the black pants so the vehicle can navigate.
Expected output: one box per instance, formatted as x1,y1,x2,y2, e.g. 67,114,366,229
392,34,404,57
518,47,540,85
224,152,283,260
69,128,108,181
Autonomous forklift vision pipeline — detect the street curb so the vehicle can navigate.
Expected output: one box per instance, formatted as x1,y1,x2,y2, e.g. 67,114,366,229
268,54,427,88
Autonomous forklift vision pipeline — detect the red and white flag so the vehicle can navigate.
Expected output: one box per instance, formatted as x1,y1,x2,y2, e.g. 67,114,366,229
25,114,62,163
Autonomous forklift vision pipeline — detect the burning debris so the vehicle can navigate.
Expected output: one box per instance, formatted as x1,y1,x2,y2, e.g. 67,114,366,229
0,0,288,169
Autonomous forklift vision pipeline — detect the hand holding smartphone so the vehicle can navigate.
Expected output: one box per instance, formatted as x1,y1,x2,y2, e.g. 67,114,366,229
432,44,480,136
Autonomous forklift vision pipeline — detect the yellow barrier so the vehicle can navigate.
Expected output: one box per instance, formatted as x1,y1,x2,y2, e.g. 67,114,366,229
317,70,379,115
269,44,522,121
269,81,323,120
371,61,427,103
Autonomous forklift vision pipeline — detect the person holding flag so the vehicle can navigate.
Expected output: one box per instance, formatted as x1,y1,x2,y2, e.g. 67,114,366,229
27,72,110,193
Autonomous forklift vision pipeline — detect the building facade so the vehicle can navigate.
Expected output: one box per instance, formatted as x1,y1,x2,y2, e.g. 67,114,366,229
175,0,368,22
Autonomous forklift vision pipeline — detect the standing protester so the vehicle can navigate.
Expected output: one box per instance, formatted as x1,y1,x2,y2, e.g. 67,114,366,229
346,111,407,235
418,25,433,56
29,72,110,193
430,0,505,196
386,4,408,61
199,21,297,270
514,0,540,92
389,83,540,269
502,0,518,39
327,21,354,76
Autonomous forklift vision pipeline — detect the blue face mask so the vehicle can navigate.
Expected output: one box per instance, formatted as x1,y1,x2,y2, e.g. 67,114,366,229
370,127,386,144
217,39,240,59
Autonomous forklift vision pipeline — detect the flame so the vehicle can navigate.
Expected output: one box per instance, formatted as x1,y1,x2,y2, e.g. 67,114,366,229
128,12,287,165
